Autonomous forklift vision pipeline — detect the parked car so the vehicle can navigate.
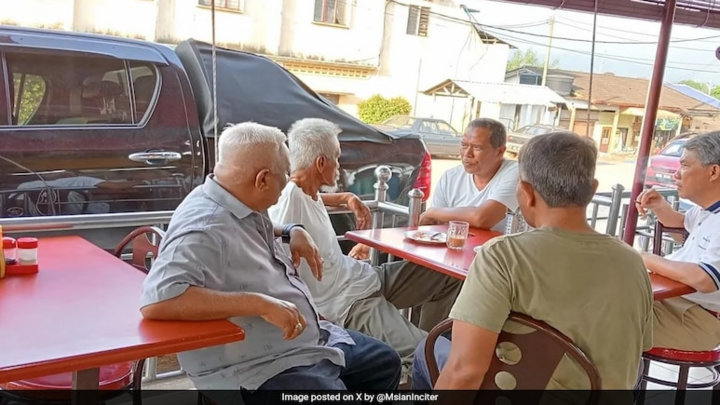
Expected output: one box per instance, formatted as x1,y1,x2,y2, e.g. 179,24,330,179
374,116,461,158
506,124,559,156
645,138,689,189
0,27,431,251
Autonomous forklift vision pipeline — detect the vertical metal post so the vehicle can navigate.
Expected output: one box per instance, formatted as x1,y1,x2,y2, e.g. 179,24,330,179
407,188,425,227
623,0,677,245
605,183,625,237
370,166,391,266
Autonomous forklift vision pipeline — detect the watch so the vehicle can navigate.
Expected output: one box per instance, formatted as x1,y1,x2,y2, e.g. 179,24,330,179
281,223,305,243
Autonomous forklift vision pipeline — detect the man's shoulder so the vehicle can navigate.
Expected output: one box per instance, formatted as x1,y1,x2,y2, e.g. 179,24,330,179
496,159,519,178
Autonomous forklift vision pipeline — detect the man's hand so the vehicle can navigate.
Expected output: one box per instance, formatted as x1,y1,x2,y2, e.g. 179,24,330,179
419,209,442,226
259,295,308,340
347,195,372,230
349,243,370,260
635,188,669,218
289,227,324,281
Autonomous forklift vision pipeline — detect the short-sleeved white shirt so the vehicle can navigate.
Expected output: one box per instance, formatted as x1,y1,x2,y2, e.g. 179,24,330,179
431,159,519,233
666,200,720,311
268,182,381,324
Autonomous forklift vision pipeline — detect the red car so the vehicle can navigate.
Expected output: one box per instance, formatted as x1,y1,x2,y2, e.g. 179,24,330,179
645,138,688,188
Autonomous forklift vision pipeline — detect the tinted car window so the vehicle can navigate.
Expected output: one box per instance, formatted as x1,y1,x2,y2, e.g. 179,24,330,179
436,121,457,135
6,52,148,126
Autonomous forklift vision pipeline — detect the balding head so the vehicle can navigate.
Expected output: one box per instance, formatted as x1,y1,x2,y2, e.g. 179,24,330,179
214,122,290,211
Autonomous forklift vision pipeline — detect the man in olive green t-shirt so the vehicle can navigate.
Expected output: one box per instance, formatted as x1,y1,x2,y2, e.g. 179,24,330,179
412,132,653,391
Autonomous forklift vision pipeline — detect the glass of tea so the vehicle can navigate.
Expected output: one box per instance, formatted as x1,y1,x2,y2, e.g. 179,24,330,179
447,221,470,250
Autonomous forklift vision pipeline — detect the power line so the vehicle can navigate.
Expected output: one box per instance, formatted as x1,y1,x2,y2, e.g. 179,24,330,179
555,15,720,43
553,19,715,52
480,25,720,73
481,22,720,45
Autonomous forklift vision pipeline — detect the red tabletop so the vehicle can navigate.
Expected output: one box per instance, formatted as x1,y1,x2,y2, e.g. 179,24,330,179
0,236,245,384
345,225,695,301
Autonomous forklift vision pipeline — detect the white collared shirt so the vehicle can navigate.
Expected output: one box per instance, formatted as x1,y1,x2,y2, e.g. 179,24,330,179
666,200,720,311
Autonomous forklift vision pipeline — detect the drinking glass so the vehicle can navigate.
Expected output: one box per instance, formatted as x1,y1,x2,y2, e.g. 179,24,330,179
447,221,470,250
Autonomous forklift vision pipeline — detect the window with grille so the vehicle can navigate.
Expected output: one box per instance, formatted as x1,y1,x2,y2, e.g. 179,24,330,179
198,0,244,12
406,5,430,36
314,0,349,26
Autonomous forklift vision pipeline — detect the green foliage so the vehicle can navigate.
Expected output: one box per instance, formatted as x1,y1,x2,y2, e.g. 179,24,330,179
506,48,559,72
357,94,412,124
13,74,46,125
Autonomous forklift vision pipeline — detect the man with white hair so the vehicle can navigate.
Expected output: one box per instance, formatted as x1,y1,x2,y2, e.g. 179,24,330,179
268,118,462,374
140,122,401,403
637,131,720,351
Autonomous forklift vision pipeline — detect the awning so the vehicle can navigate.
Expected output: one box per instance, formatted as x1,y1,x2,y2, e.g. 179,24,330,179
422,79,566,107
621,107,679,119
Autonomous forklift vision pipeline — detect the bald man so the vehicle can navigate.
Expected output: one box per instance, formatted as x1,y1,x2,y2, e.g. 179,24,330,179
140,123,401,404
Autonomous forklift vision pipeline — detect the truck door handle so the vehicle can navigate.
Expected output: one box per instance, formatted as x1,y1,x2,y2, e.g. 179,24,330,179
128,151,182,165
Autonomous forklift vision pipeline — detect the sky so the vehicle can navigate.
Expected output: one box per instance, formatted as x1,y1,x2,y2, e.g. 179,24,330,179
467,0,720,86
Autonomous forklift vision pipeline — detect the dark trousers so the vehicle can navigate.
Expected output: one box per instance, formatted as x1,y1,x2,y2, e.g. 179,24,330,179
207,330,401,405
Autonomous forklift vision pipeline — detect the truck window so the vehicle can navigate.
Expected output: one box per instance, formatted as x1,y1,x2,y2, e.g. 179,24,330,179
129,63,158,122
6,52,135,126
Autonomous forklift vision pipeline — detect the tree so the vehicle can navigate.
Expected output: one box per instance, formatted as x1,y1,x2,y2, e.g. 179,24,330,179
679,79,710,94
506,48,559,72
357,94,412,124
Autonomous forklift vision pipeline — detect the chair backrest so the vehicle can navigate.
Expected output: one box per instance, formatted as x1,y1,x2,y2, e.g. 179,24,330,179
113,225,166,273
425,313,601,391
652,221,688,256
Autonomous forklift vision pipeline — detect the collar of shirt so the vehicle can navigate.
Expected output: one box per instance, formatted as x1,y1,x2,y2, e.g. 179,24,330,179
202,174,254,220
706,200,720,214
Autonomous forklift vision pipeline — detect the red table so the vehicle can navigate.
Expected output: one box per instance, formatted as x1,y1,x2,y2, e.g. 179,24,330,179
346,225,695,300
0,236,245,390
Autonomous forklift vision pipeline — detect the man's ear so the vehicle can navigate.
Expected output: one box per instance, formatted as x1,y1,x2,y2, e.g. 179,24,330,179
315,155,326,172
254,168,271,190
519,180,536,207
591,178,599,194
710,164,720,182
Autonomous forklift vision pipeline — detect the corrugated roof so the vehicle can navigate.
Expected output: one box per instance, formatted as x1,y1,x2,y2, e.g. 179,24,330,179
422,79,566,106
506,67,720,114
666,84,720,109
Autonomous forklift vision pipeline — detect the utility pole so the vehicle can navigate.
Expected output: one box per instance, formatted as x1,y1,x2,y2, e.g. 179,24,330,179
541,15,555,86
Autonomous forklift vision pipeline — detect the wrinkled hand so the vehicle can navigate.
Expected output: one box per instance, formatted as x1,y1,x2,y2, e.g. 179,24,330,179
289,227,323,281
259,295,307,340
348,195,372,230
349,243,370,260
635,188,667,218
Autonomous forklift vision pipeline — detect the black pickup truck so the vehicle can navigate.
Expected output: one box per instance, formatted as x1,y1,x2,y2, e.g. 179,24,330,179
0,27,431,249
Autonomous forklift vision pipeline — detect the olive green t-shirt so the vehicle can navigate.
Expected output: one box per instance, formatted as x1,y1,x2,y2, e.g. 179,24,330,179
450,227,653,390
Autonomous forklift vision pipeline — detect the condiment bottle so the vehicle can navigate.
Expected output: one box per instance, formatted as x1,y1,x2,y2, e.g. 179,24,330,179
3,237,17,265
17,237,39,266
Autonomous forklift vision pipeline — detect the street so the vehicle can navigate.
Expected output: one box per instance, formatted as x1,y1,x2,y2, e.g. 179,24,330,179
427,157,639,205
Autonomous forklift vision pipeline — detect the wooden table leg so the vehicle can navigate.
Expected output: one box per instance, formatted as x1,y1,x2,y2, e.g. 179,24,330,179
72,368,100,405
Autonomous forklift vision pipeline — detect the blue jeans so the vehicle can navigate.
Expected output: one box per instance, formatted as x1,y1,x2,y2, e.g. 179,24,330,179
227,330,401,405
411,335,450,390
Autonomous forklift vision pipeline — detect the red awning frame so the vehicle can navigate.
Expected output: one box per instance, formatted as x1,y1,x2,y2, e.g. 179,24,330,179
492,0,692,245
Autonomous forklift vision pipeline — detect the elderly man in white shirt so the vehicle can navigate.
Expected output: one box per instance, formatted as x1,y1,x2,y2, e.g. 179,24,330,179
268,118,461,375
637,131,720,351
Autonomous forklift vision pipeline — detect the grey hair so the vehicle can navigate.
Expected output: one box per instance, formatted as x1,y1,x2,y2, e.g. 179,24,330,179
466,118,507,148
684,131,720,166
217,122,288,174
287,118,342,172
518,132,598,208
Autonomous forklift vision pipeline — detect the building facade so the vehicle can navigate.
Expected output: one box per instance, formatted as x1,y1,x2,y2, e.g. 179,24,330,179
1,0,510,122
